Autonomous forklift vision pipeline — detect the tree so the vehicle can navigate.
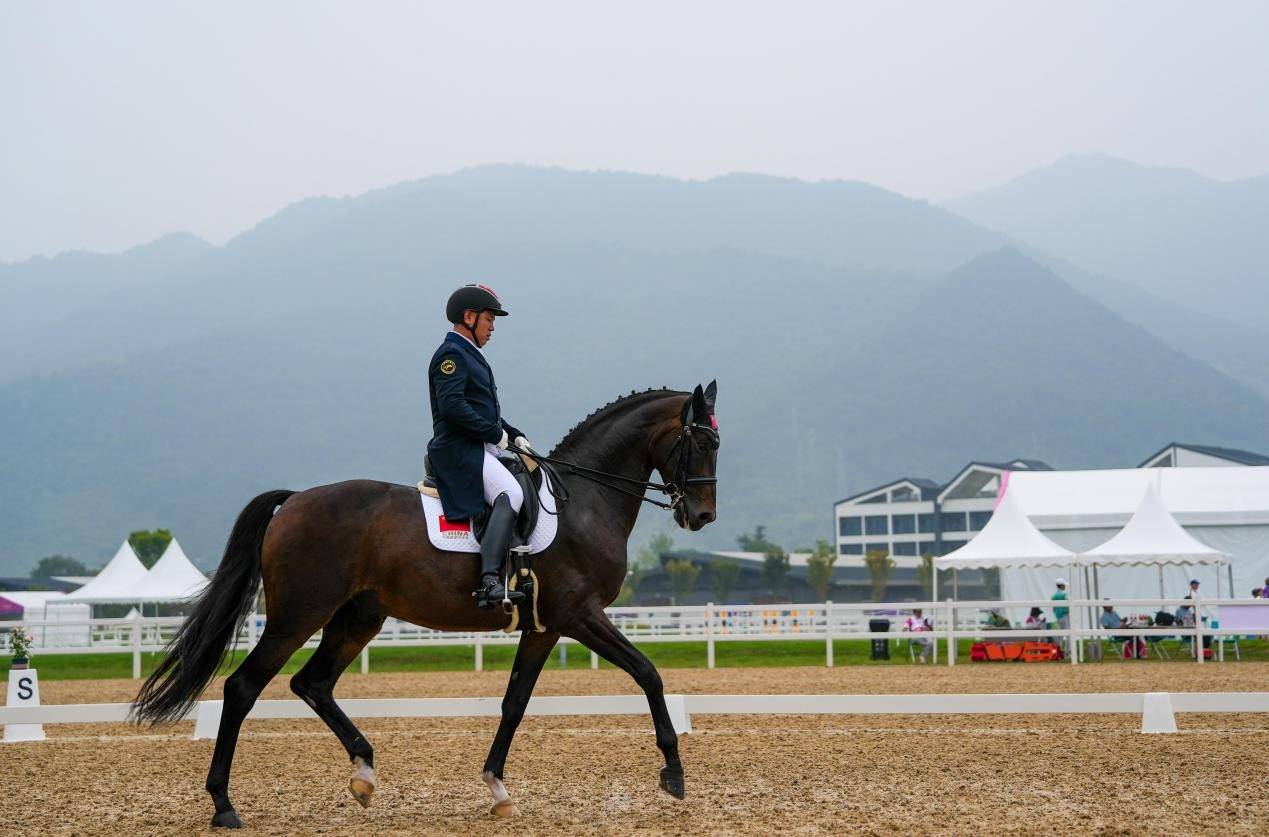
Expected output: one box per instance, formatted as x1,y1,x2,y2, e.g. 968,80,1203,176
634,531,674,570
762,547,791,600
805,539,837,602
864,549,895,602
614,565,645,606
664,558,701,605
708,557,741,604
129,529,173,569
31,555,89,578
736,525,779,553
917,553,936,599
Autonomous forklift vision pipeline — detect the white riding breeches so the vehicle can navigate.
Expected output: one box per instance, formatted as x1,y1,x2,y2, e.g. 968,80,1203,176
482,443,524,512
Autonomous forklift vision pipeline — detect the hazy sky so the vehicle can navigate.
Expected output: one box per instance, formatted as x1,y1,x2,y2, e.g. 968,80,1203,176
3,1,1267,262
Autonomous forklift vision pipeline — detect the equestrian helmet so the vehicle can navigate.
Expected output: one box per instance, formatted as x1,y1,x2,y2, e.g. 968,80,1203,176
446,284,508,323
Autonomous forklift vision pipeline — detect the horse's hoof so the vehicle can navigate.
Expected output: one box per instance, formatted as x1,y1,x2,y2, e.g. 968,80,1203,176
210,809,243,828
349,756,377,808
491,799,520,818
350,777,375,808
659,766,686,800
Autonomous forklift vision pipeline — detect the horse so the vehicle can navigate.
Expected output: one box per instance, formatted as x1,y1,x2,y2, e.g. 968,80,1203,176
131,382,720,828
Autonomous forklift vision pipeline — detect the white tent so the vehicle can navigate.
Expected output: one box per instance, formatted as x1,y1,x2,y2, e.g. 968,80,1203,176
6,591,92,645
933,492,1080,609
935,491,1076,571
62,540,149,603
1000,467,1269,606
1081,483,1227,568
127,538,209,604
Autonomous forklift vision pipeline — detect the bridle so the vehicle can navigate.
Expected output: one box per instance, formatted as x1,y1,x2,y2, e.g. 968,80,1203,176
516,419,719,513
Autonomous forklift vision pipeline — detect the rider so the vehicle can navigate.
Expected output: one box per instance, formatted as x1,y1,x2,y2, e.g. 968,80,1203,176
427,284,533,609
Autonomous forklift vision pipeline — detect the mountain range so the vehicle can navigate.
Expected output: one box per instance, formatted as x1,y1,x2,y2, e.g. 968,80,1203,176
2,161,1266,572
947,153,1269,331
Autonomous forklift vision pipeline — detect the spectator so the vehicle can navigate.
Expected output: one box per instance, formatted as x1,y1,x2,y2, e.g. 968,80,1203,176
904,607,934,664
1253,588,1263,599
1052,578,1070,650
1101,601,1142,658
1025,606,1047,639
984,608,1010,629
1175,600,1194,626
1099,602,1123,629
1176,580,1200,625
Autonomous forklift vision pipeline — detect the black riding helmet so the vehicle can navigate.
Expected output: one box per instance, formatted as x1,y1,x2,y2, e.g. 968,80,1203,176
446,284,508,324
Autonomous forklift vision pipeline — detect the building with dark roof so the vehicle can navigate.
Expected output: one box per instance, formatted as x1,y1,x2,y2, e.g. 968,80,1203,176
1139,442,1269,468
833,459,1053,568
834,441,1269,569
640,549,990,605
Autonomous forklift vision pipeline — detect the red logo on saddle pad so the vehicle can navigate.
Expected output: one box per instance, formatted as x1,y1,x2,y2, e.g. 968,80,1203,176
438,515,472,538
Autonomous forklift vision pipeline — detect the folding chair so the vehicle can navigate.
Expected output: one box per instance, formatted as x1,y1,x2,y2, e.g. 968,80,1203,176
1145,632,1171,660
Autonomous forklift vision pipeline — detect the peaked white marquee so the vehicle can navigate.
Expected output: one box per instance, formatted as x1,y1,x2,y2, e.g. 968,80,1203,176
1079,483,1226,567
62,540,149,603
934,491,1076,570
128,538,209,603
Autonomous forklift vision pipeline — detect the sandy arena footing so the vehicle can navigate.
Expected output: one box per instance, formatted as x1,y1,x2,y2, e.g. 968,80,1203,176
3,664,1267,834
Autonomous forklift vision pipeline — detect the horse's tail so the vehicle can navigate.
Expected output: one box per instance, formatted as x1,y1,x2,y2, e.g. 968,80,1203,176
131,489,295,726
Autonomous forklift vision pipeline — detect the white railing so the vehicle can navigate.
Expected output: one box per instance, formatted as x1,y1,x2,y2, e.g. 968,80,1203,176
6,692,1269,740
4,598,1265,677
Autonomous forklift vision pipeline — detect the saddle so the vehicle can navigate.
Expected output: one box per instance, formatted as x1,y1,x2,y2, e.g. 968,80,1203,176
421,453,543,549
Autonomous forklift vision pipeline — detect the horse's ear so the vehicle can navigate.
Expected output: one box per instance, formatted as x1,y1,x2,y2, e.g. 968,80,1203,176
691,384,708,421
703,379,717,410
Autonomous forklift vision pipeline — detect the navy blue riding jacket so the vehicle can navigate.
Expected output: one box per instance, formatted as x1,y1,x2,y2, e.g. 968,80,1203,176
427,332,522,520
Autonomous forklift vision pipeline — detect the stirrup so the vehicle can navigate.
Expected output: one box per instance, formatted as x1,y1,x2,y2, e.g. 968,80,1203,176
474,580,524,610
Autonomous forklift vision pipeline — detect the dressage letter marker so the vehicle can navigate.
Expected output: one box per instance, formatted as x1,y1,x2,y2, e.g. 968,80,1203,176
4,668,45,742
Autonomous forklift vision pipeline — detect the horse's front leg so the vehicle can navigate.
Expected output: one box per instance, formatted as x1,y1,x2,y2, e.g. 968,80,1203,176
482,629,559,817
566,611,685,799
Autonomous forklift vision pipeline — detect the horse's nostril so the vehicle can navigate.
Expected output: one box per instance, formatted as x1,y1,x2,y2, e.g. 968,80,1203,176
697,511,715,525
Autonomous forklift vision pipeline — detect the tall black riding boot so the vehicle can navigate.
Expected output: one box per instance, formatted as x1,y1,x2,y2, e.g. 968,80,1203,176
474,493,519,610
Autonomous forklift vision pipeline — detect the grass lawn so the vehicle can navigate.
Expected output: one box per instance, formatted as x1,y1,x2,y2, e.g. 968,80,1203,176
15,637,1269,681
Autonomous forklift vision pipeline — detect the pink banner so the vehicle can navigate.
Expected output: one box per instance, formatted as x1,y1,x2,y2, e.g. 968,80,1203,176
993,470,1011,511
1217,604,1269,631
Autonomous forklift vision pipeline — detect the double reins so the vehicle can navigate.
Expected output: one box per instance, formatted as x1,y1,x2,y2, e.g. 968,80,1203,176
515,422,719,512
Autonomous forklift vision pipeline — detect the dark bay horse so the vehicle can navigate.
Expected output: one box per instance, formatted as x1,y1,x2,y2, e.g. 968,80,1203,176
132,383,719,828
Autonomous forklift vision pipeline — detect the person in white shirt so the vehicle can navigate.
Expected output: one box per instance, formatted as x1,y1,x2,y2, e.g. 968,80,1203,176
904,607,934,663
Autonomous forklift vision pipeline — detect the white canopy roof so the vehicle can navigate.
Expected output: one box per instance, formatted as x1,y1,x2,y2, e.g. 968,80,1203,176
1079,483,1227,567
61,540,149,603
127,538,209,603
1004,466,1269,529
935,491,1077,570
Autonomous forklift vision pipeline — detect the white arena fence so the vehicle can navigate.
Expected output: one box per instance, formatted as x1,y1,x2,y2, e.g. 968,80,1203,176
4,598,1266,677
4,691,1269,740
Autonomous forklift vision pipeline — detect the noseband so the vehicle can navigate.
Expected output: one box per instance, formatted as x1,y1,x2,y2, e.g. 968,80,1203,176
514,420,719,513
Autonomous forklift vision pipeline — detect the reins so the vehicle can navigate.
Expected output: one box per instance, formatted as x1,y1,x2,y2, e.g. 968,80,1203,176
516,423,718,513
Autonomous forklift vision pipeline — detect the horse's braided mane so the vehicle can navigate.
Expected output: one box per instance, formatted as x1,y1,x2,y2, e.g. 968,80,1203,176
551,386,685,457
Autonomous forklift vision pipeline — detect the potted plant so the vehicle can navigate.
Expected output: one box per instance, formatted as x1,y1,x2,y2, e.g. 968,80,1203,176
8,627,33,669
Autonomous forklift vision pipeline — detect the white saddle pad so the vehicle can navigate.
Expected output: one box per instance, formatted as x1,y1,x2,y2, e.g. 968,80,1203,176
420,473,559,554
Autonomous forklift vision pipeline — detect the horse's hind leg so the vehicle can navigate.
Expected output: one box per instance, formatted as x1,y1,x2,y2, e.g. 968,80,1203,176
566,611,685,799
206,629,310,828
289,600,385,808
481,629,559,817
